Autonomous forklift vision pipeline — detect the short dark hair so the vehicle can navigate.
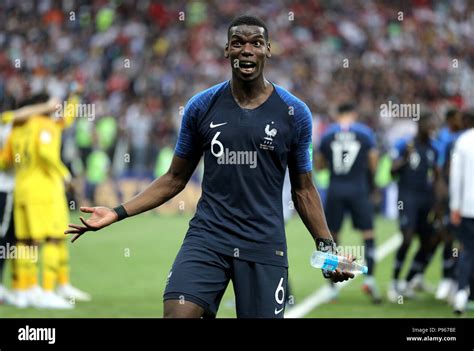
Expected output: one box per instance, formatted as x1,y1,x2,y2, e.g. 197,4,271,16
445,108,458,120
463,109,474,128
337,102,356,114
17,92,50,108
419,112,435,127
227,15,268,42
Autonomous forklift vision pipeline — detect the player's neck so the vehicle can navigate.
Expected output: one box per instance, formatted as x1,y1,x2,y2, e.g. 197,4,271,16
416,134,430,144
230,76,273,108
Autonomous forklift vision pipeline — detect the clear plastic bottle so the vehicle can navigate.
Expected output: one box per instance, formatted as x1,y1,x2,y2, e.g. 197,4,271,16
310,250,368,274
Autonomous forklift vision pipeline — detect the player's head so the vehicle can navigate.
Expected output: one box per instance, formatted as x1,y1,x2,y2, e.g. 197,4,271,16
17,92,50,108
336,102,358,121
462,109,474,129
417,112,436,141
225,15,271,82
445,108,462,132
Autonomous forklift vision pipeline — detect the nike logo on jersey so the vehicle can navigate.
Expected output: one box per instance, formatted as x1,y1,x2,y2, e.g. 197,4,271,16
274,307,284,315
210,121,227,128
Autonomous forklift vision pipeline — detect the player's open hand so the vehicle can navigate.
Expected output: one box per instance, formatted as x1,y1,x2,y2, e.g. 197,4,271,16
64,206,118,243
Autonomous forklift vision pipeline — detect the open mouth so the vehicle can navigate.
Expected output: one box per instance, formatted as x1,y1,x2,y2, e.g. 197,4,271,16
238,61,257,74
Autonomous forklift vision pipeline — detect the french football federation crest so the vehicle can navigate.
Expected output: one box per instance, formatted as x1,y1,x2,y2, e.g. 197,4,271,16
260,121,277,151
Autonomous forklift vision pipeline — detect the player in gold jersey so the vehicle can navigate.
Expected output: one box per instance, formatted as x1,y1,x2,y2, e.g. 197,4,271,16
0,97,61,304
0,93,89,308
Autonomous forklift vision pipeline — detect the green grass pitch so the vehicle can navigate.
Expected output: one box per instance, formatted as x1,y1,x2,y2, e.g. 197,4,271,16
0,212,468,318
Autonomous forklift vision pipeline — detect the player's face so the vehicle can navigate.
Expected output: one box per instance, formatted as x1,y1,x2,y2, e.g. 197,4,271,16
419,119,436,140
450,112,463,131
225,25,271,82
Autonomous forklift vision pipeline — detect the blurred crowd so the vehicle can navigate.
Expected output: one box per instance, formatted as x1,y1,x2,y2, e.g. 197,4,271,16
0,0,472,179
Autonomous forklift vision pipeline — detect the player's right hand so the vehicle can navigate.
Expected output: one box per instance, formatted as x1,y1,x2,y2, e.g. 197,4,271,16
64,206,118,243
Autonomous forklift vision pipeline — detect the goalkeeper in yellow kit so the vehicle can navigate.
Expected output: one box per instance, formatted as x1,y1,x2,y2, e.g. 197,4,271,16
0,93,90,308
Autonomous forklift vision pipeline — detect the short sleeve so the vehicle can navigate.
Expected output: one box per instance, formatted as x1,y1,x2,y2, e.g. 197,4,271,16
289,103,313,174
174,98,202,159
390,139,407,160
174,82,228,159
366,128,376,148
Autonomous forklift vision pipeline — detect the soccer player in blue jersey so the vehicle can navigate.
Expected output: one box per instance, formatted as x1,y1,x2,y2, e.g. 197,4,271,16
317,103,381,304
402,109,464,300
65,15,353,318
387,113,440,302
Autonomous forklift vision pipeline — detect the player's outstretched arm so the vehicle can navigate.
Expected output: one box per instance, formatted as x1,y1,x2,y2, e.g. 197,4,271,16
65,206,118,243
1,97,61,124
368,149,379,176
289,170,354,283
65,155,200,242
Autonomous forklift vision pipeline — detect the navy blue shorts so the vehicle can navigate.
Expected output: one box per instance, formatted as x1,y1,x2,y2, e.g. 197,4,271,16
398,191,432,234
458,218,474,251
324,190,373,233
163,242,288,318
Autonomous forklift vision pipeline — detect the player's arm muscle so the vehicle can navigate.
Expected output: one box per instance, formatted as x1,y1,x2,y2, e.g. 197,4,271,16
289,170,333,243
289,169,354,283
2,97,59,124
368,148,378,176
432,165,446,216
122,155,200,216
66,155,200,240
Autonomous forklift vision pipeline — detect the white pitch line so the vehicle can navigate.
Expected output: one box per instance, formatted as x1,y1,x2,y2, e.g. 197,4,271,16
285,233,402,318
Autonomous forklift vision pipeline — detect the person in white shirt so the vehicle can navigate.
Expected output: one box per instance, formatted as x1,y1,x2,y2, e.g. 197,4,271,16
450,110,474,314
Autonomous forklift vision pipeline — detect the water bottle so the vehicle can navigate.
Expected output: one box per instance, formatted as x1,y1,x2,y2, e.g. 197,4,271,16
310,250,368,274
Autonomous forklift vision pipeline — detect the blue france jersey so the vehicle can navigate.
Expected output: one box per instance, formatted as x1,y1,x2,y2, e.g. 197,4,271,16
175,81,312,267
442,131,463,181
319,122,376,195
432,126,459,167
390,138,438,193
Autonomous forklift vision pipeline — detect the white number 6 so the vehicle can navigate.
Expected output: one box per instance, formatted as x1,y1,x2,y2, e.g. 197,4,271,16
275,277,285,305
211,131,224,158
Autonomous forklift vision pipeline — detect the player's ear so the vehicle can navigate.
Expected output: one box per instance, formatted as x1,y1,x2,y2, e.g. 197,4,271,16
224,43,229,58
266,42,271,58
